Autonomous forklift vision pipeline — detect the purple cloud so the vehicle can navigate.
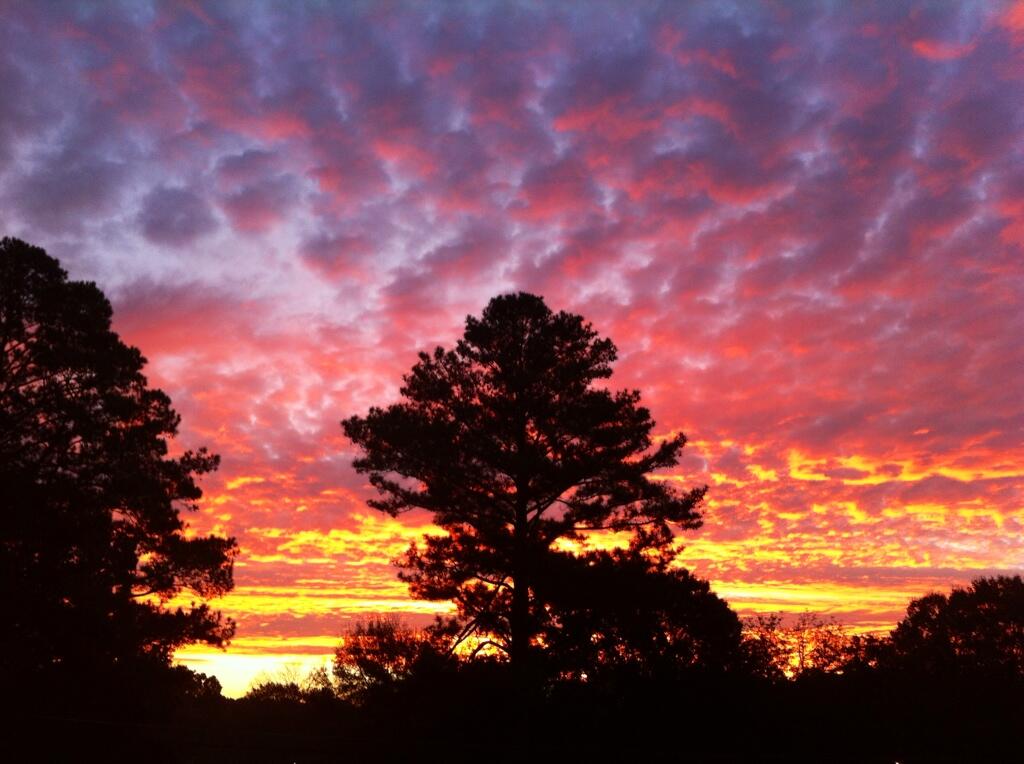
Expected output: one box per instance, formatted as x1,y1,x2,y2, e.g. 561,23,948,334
138,185,218,245
1,0,1022,691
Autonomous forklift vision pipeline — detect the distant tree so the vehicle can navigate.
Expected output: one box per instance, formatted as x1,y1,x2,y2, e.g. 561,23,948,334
788,613,851,676
536,549,746,681
741,614,790,680
343,293,706,669
243,664,337,705
0,238,236,700
887,575,1024,679
835,633,888,675
741,612,854,679
332,616,452,701
244,679,307,704
174,666,225,700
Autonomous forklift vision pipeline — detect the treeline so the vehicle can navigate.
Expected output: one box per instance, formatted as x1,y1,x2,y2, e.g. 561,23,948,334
14,576,1024,762
4,238,1022,762
223,575,1023,762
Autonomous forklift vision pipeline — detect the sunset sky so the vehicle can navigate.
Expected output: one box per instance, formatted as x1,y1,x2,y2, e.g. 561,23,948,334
2,1,1022,696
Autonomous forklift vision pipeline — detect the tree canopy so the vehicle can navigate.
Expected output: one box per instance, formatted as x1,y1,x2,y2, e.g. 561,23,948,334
343,292,706,668
535,549,746,681
332,616,454,702
886,575,1024,679
0,238,236,699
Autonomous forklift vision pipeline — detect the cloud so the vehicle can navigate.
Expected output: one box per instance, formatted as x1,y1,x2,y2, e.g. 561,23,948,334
14,153,127,232
137,186,218,245
1,1,1022,693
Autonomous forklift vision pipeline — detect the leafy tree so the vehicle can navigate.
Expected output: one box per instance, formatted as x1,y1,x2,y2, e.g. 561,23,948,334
834,633,888,675
244,678,308,704
786,613,851,677
244,665,339,706
0,238,236,699
332,616,452,701
343,292,706,668
536,549,746,681
741,612,854,679
886,575,1024,678
741,614,790,681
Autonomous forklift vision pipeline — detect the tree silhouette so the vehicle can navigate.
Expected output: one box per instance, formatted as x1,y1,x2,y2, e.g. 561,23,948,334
343,292,706,669
887,575,1024,679
332,616,452,701
0,238,236,702
742,612,854,679
536,549,746,681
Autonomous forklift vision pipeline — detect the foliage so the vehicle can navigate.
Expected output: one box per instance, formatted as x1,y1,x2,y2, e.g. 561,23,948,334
886,575,1024,678
343,292,706,667
0,238,236,697
742,612,854,679
741,577,1024,683
332,616,453,701
536,549,746,681
244,679,308,704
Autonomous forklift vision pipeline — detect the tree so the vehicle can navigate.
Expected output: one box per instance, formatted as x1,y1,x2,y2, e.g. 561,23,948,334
244,665,339,706
536,549,746,681
343,292,706,669
332,616,452,701
886,575,1024,679
787,613,852,676
741,612,856,680
0,238,236,700
740,614,790,681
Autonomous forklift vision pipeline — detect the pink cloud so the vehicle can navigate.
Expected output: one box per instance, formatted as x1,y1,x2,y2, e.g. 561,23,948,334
911,38,977,60
1,1,1022,693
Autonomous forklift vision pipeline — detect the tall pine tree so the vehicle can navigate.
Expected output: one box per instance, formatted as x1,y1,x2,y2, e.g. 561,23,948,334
343,292,705,668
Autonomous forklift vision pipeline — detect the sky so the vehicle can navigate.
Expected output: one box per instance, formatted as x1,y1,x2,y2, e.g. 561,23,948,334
2,0,1022,696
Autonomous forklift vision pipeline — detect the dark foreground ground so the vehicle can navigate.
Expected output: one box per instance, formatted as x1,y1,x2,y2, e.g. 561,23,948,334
7,671,1023,763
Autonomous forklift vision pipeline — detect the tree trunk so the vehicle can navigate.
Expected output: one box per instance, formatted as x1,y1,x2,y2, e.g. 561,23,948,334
510,504,529,669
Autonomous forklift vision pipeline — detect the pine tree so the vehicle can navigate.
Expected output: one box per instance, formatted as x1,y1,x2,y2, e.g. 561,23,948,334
343,292,705,668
